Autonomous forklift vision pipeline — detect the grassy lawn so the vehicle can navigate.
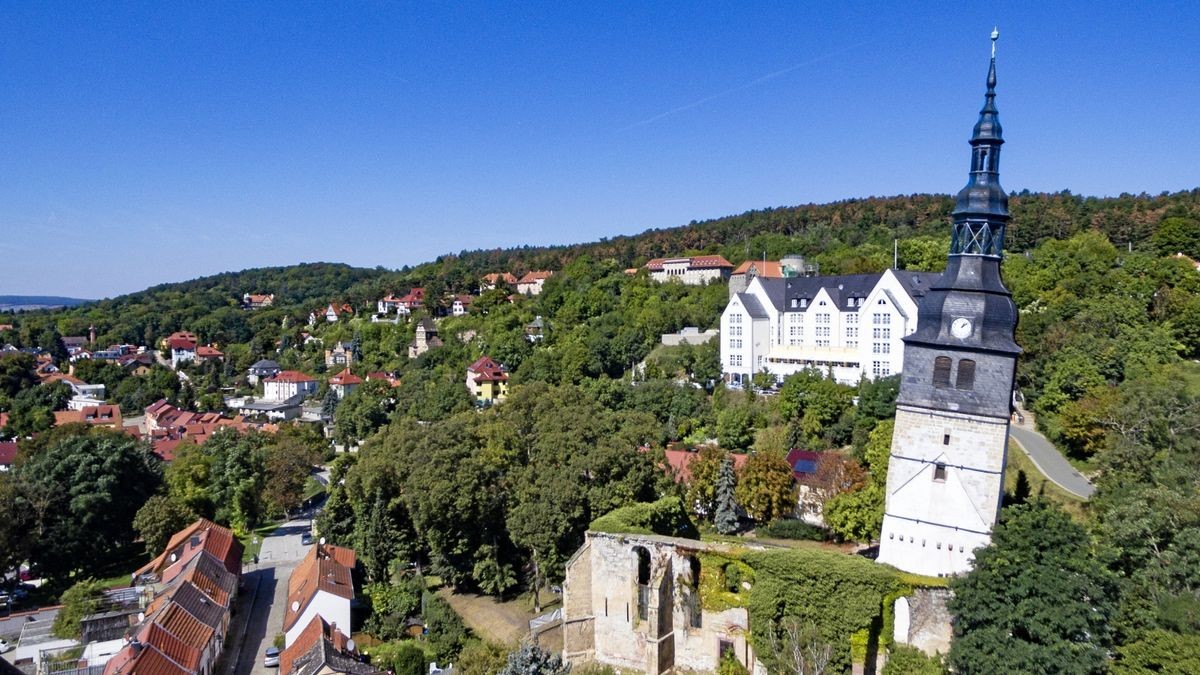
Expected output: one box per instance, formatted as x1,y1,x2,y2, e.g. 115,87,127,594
238,520,284,563
1005,440,1087,520
303,476,327,502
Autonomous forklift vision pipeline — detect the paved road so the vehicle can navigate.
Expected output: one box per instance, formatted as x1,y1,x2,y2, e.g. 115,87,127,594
1009,425,1095,499
224,518,314,675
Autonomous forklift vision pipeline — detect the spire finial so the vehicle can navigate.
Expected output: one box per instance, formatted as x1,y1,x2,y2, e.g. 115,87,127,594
991,27,999,58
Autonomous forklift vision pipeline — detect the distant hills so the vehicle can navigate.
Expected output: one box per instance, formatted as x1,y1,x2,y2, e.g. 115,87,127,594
0,295,92,312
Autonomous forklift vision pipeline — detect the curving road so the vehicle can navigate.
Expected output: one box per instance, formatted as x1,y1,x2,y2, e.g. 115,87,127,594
1009,425,1095,499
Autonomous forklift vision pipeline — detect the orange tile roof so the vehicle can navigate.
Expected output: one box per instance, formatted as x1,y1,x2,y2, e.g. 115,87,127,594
329,369,363,386
468,356,508,383
138,519,242,579
280,615,327,673
140,621,202,671
517,270,554,283
284,544,356,632
645,255,733,270
107,644,192,675
731,260,786,277
265,370,316,383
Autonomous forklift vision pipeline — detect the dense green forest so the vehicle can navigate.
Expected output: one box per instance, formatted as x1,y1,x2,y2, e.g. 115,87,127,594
2,188,1199,672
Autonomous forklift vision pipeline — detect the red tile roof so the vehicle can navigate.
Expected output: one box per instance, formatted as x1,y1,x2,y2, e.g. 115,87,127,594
138,519,243,579
731,260,786,277
284,543,356,632
265,370,316,384
482,272,518,285
280,615,327,674
54,405,123,428
139,621,202,671
328,369,363,386
517,270,554,284
104,642,193,675
645,255,733,271
467,356,508,383
195,346,223,358
653,448,749,483
167,338,196,351
0,441,17,466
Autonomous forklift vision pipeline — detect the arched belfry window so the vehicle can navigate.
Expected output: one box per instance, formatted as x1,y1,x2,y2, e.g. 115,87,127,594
933,357,952,388
956,359,976,390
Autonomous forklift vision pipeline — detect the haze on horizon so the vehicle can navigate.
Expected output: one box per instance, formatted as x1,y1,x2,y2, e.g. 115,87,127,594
2,2,1197,299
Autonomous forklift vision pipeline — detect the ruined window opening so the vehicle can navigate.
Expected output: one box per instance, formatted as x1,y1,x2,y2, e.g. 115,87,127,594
634,546,651,622
933,356,952,388
934,463,947,482
685,555,702,629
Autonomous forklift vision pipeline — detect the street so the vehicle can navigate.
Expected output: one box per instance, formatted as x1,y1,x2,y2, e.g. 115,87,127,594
222,517,313,675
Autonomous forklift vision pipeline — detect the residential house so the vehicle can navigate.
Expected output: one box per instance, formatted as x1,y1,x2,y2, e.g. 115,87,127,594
53,404,123,429
0,441,16,472
720,269,939,386
408,318,442,358
451,294,473,317
785,449,826,526
324,342,354,368
168,336,198,368
395,288,425,317
466,356,508,403
263,371,318,402
516,271,554,296
62,335,89,355
645,255,733,285
376,294,405,315
655,447,749,485
525,316,545,343
328,369,362,400
728,254,819,295
195,346,223,364
103,519,243,675
248,359,282,385
480,272,518,291
242,293,275,309
283,544,357,647
279,616,382,675
311,304,353,325
365,372,401,388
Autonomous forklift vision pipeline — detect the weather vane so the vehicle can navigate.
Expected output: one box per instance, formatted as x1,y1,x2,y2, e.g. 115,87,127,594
991,27,999,58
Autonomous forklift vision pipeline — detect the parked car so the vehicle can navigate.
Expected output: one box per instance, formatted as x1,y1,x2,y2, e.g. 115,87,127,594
0,638,13,653
300,532,314,546
264,647,280,667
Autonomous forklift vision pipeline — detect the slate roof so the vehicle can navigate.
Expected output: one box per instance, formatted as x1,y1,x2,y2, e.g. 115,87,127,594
733,293,769,319
250,359,281,371
753,271,942,313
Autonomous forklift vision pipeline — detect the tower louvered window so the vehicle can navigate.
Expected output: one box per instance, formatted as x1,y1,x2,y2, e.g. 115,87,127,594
933,357,952,388
956,359,976,390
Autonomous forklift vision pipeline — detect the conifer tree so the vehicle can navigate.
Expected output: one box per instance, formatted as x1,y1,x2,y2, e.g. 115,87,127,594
715,456,740,534
321,386,340,417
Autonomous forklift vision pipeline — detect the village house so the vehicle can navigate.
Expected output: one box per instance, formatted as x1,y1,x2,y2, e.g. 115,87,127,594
720,269,939,386
283,543,357,648
645,255,734,285
451,294,473,316
408,317,442,358
165,331,199,368
242,292,275,309
365,371,401,388
310,303,354,325
0,441,16,472
328,369,362,399
324,341,355,368
101,519,242,675
53,404,123,429
279,615,382,675
525,316,545,343
480,272,518,292
516,270,554,296
466,356,508,403
263,371,318,402
247,359,282,384
195,345,223,364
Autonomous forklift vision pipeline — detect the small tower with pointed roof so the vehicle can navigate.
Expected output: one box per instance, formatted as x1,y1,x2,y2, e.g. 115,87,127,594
876,30,1020,577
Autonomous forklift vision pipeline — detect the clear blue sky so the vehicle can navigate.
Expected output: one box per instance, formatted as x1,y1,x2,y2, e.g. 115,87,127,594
3,1,1197,298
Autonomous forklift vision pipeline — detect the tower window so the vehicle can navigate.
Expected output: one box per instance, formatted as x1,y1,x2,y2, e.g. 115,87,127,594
934,463,947,482
943,433,950,445
933,356,952,388
956,359,976,390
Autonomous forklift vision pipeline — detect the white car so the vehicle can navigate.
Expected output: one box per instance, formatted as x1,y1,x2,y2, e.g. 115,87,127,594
0,638,13,653
264,647,280,667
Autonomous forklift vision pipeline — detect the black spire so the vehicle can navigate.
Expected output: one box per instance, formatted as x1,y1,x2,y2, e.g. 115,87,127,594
951,28,1008,256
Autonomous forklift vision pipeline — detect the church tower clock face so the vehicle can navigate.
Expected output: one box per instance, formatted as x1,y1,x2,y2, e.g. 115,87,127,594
951,317,973,339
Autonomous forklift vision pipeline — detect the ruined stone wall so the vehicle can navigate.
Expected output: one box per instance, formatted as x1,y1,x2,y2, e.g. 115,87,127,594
893,588,953,657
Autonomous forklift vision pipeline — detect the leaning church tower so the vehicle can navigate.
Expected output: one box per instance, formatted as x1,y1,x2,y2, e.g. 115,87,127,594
876,31,1020,577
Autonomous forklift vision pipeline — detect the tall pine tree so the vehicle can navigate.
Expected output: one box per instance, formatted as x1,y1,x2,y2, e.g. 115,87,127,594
714,456,740,534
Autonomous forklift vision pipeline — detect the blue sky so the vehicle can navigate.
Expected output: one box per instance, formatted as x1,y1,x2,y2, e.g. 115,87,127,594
3,1,1197,298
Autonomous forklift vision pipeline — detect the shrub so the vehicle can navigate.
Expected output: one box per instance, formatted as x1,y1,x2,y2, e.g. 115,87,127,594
883,645,945,674
761,518,826,541
589,496,699,539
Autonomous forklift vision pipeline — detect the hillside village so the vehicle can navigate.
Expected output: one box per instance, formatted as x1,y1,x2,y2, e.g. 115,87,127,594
2,48,1200,675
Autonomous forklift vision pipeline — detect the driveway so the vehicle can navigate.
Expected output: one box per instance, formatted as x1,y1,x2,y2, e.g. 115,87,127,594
222,518,313,674
1009,425,1096,499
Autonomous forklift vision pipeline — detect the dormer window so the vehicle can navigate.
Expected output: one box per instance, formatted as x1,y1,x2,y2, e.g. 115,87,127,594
800,298,807,308
790,298,799,309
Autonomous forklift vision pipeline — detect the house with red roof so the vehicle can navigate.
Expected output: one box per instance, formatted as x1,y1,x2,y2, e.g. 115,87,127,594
53,404,123,429
242,293,275,309
263,371,318,402
466,356,508,403
451,294,473,317
480,272,518,292
516,271,554,296
279,615,383,674
194,345,223,364
283,544,357,647
328,369,362,400
645,255,733,286
0,441,17,472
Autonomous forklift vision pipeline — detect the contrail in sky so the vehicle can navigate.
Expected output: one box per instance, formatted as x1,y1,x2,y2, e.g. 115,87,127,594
618,40,871,132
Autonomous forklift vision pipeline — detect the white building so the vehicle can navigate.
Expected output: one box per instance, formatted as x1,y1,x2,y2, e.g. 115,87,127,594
263,371,318,402
284,544,356,648
646,255,733,285
719,269,940,386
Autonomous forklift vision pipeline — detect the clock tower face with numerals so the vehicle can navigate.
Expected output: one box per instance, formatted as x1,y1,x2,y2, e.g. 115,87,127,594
876,36,1021,578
